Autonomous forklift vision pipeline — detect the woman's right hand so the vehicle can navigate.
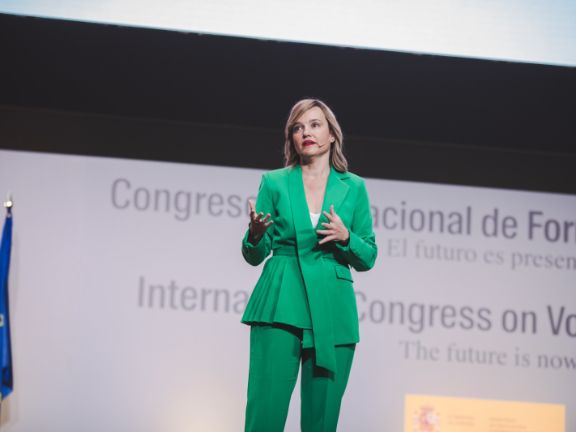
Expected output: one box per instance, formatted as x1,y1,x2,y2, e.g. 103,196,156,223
248,199,274,244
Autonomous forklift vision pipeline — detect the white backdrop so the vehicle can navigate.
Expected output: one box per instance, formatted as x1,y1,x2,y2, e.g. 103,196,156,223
1,0,576,66
0,149,574,431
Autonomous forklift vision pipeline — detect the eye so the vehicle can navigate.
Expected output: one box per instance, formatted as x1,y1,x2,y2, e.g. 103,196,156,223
292,124,303,133
312,121,321,128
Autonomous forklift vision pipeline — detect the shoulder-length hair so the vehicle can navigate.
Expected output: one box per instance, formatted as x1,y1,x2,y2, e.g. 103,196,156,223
283,98,348,172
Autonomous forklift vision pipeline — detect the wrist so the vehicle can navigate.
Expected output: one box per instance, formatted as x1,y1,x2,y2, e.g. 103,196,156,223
248,230,263,245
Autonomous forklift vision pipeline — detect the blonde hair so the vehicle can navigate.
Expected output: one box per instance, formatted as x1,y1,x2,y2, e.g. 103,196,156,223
283,98,348,172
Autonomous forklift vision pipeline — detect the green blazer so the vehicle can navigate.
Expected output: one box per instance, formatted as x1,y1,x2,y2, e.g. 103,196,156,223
241,164,377,372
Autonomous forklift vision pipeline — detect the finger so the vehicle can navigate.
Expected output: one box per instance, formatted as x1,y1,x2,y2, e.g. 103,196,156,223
316,229,334,235
318,234,337,245
330,205,342,221
321,222,332,228
323,210,333,221
260,213,271,223
264,220,274,228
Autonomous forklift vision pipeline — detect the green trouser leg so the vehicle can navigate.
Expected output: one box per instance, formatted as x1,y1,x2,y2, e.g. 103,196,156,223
300,345,355,432
245,325,302,432
245,324,355,432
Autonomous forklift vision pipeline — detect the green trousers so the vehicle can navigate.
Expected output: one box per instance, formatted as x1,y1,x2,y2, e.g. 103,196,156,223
245,324,355,432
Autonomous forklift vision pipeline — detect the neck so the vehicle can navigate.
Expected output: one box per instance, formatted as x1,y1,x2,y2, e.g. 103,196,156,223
300,153,331,178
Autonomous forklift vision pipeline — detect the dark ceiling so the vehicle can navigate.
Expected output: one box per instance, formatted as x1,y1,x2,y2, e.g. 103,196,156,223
2,13,576,151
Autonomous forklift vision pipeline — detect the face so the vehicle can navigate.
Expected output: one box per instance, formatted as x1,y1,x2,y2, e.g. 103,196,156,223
291,106,335,161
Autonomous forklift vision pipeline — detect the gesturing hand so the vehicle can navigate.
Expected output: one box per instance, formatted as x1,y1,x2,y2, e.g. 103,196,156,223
248,199,274,243
316,204,350,245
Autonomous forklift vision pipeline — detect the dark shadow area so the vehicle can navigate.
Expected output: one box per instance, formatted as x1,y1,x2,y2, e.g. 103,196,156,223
1,13,575,193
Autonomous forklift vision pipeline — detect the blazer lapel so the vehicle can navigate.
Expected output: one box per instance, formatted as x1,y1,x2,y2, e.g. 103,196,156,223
316,167,350,229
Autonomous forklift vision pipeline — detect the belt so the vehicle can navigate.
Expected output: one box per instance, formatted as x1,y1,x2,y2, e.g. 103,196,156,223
273,246,340,263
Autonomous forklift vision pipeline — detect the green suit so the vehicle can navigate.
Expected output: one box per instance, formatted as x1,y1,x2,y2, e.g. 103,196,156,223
241,164,377,372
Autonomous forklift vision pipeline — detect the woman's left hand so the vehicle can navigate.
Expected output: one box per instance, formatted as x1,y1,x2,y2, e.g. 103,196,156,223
317,204,350,245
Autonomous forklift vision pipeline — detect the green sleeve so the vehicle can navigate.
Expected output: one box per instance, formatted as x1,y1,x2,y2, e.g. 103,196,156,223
335,179,377,271
241,174,274,266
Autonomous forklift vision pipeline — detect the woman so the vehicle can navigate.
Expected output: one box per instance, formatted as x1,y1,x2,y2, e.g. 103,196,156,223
241,98,377,431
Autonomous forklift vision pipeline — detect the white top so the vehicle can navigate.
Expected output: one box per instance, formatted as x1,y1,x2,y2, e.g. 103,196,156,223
310,212,321,227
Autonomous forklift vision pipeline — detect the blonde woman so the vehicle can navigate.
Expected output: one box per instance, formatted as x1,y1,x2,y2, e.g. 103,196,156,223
242,98,377,431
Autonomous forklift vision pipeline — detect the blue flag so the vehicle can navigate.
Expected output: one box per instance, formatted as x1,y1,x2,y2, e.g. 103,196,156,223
0,211,13,399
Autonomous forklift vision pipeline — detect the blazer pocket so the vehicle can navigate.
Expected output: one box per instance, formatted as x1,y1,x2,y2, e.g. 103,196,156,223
334,265,354,282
